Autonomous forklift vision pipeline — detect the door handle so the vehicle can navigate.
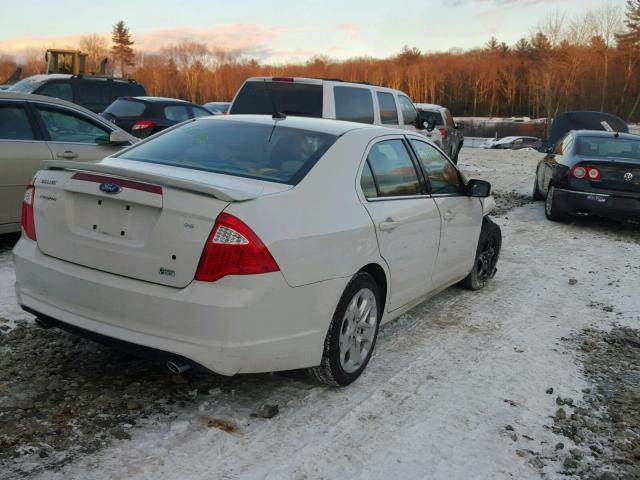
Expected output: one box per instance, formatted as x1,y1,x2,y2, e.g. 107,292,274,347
379,220,399,231
57,150,78,159
443,211,455,221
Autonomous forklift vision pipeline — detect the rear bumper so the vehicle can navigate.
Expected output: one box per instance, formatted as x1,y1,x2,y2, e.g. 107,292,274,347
14,239,348,375
555,188,640,221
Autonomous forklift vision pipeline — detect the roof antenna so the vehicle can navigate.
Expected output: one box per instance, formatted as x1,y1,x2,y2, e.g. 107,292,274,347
263,79,286,120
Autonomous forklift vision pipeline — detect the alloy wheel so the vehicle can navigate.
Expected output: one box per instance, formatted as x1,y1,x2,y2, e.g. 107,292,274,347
338,288,378,374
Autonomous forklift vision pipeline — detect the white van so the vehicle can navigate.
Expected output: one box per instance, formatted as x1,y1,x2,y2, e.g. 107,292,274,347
229,77,443,146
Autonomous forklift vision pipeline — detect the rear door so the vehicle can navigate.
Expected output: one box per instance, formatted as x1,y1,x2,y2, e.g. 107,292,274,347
33,103,126,162
360,137,441,310
76,80,111,113
409,139,482,287
0,101,53,226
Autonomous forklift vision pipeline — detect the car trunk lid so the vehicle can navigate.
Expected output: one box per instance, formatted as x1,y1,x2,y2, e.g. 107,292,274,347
32,160,291,288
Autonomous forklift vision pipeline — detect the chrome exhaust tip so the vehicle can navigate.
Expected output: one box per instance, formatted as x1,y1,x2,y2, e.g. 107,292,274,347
166,360,191,374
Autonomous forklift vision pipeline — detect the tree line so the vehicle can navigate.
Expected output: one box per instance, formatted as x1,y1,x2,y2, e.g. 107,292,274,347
1,2,640,121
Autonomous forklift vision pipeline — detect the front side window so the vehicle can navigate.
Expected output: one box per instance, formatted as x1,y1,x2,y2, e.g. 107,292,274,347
164,105,190,122
334,86,374,124
377,92,398,125
119,119,338,185
398,95,418,125
37,107,109,143
38,82,73,102
0,105,35,140
365,139,422,197
410,140,463,195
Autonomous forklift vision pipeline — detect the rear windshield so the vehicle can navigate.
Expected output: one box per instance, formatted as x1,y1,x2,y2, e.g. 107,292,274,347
103,99,146,117
119,119,338,184
576,136,640,161
418,110,444,126
230,81,323,117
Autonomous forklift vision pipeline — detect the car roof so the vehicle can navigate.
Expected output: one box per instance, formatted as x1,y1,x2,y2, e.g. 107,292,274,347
0,91,100,116
414,103,444,111
195,114,414,137
572,130,640,141
11,73,137,84
243,76,408,94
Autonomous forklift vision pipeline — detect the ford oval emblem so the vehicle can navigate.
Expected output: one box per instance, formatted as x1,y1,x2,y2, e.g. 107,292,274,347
99,182,122,194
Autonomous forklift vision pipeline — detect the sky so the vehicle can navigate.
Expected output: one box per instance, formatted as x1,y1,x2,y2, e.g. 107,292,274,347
0,0,628,63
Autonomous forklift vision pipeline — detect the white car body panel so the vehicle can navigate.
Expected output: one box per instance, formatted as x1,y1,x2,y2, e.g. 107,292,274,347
13,116,494,375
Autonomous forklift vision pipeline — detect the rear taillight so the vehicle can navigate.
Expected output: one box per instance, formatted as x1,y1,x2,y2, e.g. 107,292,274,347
131,120,156,131
195,213,279,282
271,77,294,82
22,177,36,241
438,127,448,139
571,165,601,181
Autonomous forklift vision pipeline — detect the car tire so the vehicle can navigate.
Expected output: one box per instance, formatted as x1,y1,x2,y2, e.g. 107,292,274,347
307,272,381,386
544,184,566,222
460,218,502,291
532,174,544,201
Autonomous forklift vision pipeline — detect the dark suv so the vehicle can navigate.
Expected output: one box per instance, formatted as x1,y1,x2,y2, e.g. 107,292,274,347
101,97,213,138
8,74,146,113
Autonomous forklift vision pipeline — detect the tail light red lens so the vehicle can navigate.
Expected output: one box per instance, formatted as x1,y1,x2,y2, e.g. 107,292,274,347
195,212,279,282
271,77,294,82
22,177,36,241
438,127,448,139
131,120,157,131
571,165,601,181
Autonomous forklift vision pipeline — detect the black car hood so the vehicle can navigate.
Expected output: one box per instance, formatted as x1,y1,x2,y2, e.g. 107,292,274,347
547,111,629,147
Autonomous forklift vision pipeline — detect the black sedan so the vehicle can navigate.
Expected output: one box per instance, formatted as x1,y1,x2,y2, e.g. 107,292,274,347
533,130,640,222
101,97,213,138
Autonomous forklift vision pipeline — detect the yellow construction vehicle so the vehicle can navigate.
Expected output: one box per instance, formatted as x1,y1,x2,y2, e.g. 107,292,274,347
45,49,88,75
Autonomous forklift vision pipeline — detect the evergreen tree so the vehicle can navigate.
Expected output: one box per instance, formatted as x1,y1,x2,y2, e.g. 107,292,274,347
615,0,640,50
485,37,500,51
514,38,531,53
111,20,134,76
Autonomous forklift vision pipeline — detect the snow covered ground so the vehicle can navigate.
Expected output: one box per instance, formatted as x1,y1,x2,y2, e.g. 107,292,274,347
1,148,638,480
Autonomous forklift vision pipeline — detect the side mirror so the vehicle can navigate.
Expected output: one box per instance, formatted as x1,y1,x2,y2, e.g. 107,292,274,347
425,119,436,132
108,129,132,145
545,146,554,154
467,179,491,198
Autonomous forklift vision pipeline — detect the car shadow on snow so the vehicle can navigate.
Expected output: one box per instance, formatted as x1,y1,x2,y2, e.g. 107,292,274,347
0,322,312,477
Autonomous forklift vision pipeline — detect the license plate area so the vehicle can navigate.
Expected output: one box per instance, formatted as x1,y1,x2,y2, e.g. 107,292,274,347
69,193,161,242
586,194,607,203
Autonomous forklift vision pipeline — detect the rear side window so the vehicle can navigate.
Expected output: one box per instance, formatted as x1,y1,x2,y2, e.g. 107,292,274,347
334,86,374,124
103,99,146,117
398,95,418,125
119,119,338,185
0,105,34,140
164,105,190,122
377,92,398,125
38,81,73,102
365,139,422,197
77,81,110,106
230,81,323,117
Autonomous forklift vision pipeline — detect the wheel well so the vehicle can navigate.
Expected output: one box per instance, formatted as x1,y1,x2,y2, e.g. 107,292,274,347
360,263,387,313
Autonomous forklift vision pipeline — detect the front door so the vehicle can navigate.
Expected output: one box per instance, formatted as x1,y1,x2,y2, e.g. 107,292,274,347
33,104,124,163
359,137,441,311
409,139,482,288
0,102,53,227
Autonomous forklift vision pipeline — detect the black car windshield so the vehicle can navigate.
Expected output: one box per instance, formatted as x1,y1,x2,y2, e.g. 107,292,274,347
576,136,640,162
103,99,146,117
8,77,45,93
119,119,338,185
230,81,323,117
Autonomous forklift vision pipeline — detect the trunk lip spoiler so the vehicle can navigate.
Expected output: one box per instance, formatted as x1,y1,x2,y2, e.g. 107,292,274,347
43,160,269,202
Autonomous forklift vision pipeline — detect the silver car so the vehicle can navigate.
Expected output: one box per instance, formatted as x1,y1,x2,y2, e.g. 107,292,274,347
14,115,501,386
0,92,136,233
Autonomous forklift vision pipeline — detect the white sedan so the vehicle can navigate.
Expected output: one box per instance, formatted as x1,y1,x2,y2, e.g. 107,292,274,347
13,115,501,386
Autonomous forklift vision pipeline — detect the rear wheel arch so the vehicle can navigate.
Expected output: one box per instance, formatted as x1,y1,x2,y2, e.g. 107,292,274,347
360,263,388,315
